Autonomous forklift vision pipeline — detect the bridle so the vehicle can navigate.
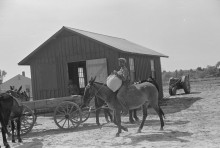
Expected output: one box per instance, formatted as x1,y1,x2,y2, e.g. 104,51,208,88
6,90,23,106
84,82,106,106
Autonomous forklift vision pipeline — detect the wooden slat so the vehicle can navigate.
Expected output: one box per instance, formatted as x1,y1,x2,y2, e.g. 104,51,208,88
23,95,82,110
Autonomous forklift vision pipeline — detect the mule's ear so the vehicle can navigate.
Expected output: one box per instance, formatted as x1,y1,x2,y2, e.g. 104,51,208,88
10,86,13,90
89,77,93,83
18,86,22,92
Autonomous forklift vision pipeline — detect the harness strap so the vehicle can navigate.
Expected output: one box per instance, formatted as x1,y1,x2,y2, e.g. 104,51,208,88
7,93,23,107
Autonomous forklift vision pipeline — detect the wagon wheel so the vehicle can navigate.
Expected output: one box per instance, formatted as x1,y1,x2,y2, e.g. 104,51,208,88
7,104,35,136
171,87,177,96
169,87,173,96
54,101,82,129
182,76,191,94
81,106,91,123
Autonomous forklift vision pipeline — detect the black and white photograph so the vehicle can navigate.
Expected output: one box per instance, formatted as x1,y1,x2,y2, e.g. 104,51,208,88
0,0,220,147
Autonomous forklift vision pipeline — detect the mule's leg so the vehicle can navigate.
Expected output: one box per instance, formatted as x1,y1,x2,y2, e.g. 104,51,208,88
152,105,165,130
115,110,122,137
107,109,113,122
114,110,128,137
133,109,140,122
17,118,22,142
11,120,15,143
1,127,10,148
138,104,148,133
129,110,135,123
103,109,110,123
95,108,101,126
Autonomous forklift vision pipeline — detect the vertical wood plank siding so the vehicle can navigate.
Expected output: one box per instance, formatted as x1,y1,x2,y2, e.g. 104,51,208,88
30,30,164,100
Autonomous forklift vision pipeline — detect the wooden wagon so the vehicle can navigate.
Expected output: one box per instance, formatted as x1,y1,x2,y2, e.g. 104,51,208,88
7,95,90,136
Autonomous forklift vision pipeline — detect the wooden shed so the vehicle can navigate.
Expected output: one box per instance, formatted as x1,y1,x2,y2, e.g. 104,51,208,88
19,26,168,100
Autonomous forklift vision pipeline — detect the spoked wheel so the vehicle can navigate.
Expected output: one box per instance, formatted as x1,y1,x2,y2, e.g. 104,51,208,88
7,104,35,136
54,101,82,129
81,106,91,123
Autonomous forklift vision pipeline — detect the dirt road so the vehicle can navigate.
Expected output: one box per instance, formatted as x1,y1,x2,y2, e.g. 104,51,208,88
1,78,220,148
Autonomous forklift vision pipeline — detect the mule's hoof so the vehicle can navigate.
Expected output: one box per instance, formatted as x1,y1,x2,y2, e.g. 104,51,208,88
116,133,120,137
124,128,128,132
135,118,140,122
160,127,164,131
18,139,22,143
129,120,135,124
5,143,10,148
137,129,141,133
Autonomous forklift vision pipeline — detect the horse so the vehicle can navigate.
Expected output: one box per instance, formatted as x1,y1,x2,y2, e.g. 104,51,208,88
0,86,24,148
83,77,165,137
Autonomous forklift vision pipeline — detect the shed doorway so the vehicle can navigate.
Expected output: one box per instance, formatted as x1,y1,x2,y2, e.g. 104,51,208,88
68,61,87,95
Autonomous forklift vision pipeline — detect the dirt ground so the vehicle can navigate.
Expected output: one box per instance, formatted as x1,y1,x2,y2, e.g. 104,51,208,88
1,78,220,148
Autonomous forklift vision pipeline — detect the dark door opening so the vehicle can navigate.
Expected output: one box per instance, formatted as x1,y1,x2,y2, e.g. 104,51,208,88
68,61,87,95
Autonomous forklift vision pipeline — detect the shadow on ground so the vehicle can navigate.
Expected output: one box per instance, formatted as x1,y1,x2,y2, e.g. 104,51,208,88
22,123,102,138
14,138,43,148
159,96,203,114
111,130,193,147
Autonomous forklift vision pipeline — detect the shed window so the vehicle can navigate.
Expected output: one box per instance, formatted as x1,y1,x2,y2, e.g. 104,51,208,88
78,67,85,88
129,58,135,71
150,59,156,78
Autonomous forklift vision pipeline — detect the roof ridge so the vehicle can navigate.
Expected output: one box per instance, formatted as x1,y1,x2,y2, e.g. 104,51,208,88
64,26,126,40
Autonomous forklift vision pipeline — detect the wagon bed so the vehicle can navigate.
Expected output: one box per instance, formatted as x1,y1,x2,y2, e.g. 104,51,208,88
8,95,90,136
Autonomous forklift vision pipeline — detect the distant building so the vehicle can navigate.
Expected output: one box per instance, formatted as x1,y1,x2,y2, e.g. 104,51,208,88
0,72,32,99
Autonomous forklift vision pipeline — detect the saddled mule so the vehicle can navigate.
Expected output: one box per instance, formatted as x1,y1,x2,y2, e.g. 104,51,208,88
84,77,165,137
0,86,24,148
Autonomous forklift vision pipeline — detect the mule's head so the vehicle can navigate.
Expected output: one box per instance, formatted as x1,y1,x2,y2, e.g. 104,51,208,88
6,86,28,101
20,91,29,101
83,77,96,106
7,86,22,98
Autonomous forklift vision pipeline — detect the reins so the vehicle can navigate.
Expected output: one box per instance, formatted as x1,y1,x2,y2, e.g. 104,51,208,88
85,82,108,112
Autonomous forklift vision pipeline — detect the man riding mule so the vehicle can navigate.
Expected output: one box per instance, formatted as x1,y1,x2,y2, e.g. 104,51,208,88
112,58,130,115
83,77,165,137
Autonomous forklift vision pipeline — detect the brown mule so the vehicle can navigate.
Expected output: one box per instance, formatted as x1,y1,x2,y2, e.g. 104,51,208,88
83,77,165,137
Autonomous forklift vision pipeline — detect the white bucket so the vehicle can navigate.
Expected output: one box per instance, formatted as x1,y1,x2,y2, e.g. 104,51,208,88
106,74,122,92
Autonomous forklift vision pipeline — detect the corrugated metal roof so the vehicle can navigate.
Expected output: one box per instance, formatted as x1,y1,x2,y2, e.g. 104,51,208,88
66,26,168,58
19,26,168,65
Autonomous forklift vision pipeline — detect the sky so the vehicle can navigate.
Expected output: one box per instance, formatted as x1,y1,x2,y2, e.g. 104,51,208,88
0,0,220,82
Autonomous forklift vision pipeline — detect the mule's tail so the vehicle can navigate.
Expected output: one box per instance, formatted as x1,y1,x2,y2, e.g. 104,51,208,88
159,106,165,119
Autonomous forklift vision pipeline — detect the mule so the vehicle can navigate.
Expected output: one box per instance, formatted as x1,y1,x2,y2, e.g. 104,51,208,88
83,77,165,137
0,86,24,148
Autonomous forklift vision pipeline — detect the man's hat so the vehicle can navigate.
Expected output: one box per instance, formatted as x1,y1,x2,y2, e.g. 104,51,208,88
118,58,127,64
